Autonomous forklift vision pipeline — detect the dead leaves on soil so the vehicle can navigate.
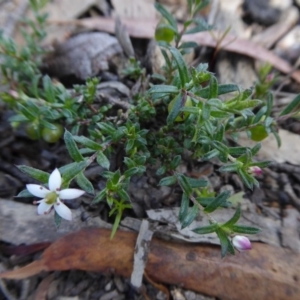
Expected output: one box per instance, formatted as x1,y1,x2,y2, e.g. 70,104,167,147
1,228,300,300
50,17,300,83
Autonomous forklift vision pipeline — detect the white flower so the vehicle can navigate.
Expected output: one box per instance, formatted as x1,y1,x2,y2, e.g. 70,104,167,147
26,168,85,221
232,235,252,251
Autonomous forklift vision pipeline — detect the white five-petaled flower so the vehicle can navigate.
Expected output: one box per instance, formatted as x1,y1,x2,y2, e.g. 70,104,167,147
232,235,252,251
26,168,85,221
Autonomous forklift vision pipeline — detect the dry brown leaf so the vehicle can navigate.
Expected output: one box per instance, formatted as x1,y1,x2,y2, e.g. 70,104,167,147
1,228,300,300
51,17,300,83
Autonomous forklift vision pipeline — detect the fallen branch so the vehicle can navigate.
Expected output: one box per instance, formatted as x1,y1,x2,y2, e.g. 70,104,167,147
1,228,299,300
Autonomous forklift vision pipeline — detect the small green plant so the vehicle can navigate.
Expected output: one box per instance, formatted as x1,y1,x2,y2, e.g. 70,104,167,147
2,0,300,257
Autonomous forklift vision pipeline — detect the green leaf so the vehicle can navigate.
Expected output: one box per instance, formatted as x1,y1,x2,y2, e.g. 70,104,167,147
169,47,190,87
185,18,211,34
17,165,49,184
156,165,166,176
196,84,238,98
181,204,198,229
92,188,107,204
184,177,207,188
54,211,62,229
222,205,241,228
110,210,122,239
43,75,55,103
179,41,198,49
97,151,110,170
204,191,230,213
117,189,130,202
202,149,219,160
124,167,141,178
154,3,177,30
179,193,189,222
167,93,184,124
76,172,94,194
73,136,102,151
237,169,255,190
209,76,218,98
193,223,219,234
159,175,177,186
231,225,260,234
125,139,135,153
17,103,38,121
148,84,179,95
219,162,241,173
279,93,300,116
60,160,89,185
64,130,84,162
251,143,261,156
16,189,36,197
97,122,116,135
202,102,210,120
248,160,271,168
170,155,181,169
177,174,193,196
216,228,234,257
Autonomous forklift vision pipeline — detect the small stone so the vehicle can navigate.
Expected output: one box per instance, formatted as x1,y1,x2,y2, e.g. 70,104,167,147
113,276,125,293
104,280,113,291
219,184,234,196
99,289,119,300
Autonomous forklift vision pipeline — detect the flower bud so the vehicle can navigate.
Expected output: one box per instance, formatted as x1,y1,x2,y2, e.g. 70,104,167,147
232,235,251,251
248,166,262,176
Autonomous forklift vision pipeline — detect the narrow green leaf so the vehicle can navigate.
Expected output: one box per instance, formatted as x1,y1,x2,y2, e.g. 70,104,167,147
179,41,198,49
43,75,55,103
219,162,241,173
170,155,181,169
61,160,88,185
216,228,234,257
148,84,179,94
54,211,62,229
17,165,49,184
209,76,218,98
92,188,107,204
196,84,238,98
222,205,241,228
177,174,193,196
16,189,36,197
124,167,140,178
179,193,189,222
231,225,260,234
169,47,190,87
204,191,230,213
237,169,254,190
167,93,184,124
184,177,207,188
159,175,177,186
110,210,122,239
154,3,177,30
73,136,102,151
279,93,300,116
156,165,166,176
117,189,130,201
193,223,219,234
181,204,198,229
76,172,94,194
97,151,110,170
64,130,84,162
202,149,219,160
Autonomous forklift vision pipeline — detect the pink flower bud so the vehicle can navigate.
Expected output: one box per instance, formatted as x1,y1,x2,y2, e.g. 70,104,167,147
232,235,251,251
248,166,262,176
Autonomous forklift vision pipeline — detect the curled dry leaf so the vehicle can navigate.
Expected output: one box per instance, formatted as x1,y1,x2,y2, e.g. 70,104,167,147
1,228,300,300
